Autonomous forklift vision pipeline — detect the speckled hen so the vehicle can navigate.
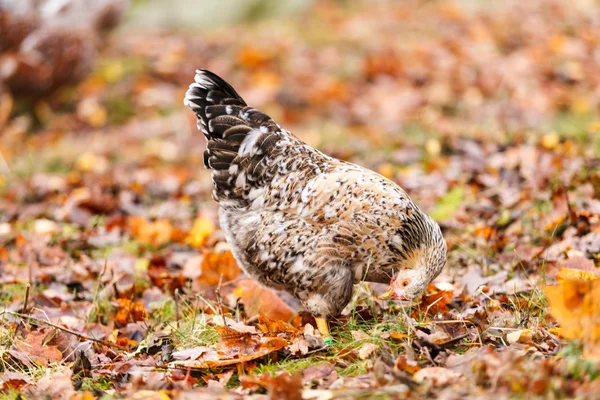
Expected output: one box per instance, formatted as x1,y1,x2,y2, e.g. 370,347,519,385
184,70,447,341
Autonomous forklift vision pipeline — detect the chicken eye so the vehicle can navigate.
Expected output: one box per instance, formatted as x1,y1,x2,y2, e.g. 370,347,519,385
401,279,410,287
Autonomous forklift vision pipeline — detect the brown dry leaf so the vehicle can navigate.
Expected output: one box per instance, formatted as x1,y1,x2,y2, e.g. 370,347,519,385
414,367,462,386
30,369,76,400
394,354,421,375
170,324,288,369
13,330,62,365
215,326,260,358
241,372,303,400
147,256,187,292
0,371,32,391
415,290,453,316
358,342,378,359
197,250,240,287
172,346,219,362
171,336,287,369
545,276,600,360
257,315,301,337
234,279,295,322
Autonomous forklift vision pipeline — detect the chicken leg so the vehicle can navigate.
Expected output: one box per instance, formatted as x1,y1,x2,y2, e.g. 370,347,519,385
315,317,333,345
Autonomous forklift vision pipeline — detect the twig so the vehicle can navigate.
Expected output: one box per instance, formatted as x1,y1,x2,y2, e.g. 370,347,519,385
22,284,31,314
438,332,471,349
174,288,180,322
215,274,227,328
2,310,129,351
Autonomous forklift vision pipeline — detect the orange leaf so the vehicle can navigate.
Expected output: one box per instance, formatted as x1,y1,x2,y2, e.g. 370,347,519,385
237,46,273,70
257,315,301,338
115,298,147,325
544,276,600,360
415,290,453,316
197,250,240,287
127,216,173,247
234,279,295,322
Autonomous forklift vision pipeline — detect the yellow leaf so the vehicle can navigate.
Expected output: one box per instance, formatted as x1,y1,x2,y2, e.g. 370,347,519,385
131,390,171,400
571,96,590,115
390,331,409,341
544,277,600,360
186,217,215,248
556,268,599,283
378,163,394,179
541,133,560,150
548,328,564,337
75,152,108,173
425,138,442,157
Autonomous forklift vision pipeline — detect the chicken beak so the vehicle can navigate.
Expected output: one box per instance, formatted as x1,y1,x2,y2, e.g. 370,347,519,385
378,288,394,300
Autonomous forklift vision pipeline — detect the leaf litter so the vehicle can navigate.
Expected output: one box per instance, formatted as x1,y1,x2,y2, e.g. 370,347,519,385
1,0,600,398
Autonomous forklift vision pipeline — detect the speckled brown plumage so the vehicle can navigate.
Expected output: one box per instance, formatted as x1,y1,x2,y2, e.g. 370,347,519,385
184,70,447,319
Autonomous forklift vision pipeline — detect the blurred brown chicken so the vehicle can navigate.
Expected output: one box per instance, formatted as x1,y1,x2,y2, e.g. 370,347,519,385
0,0,129,96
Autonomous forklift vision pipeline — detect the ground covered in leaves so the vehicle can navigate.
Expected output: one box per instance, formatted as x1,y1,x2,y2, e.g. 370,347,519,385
1,0,600,398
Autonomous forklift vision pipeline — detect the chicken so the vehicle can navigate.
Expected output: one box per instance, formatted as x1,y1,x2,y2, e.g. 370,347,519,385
184,70,447,342
0,0,129,96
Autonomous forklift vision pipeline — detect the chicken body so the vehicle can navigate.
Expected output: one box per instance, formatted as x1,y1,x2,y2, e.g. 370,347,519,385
184,70,446,321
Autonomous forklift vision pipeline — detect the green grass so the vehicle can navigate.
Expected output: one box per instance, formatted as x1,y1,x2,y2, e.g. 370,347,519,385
253,357,330,376
0,283,30,304
77,376,114,392
560,342,600,381
0,389,27,400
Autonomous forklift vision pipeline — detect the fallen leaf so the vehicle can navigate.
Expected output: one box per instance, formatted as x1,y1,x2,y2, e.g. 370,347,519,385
241,372,303,400
197,250,240,287
302,363,337,385
0,371,32,391
30,369,76,400
394,355,421,375
415,290,453,316
170,325,288,369
115,298,147,326
13,330,62,365
172,347,219,362
351,330,370,341
556,267,599,283
186,216,215,248
414,367,462,386
127,216,174,247
545,275,600,360
234,279,295,322
257,315,301,338
358,342,378,359
506,329,532,344
33,218,59,235
390,332,409,341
